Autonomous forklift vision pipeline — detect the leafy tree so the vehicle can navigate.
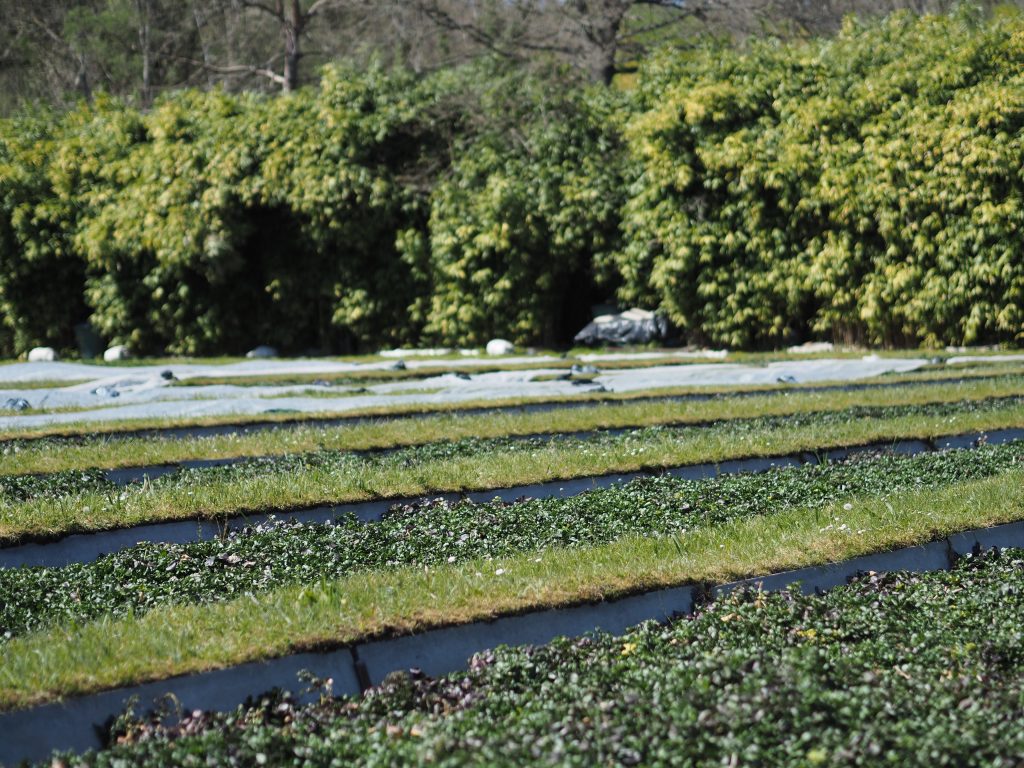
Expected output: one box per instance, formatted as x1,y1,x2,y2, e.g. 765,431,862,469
419,65,628,346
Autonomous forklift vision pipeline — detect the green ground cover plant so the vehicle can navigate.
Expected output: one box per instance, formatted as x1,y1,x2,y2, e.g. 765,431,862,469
3,396,1023,544
58,549,1024,767
4,373,1023,476
3,469,1024,712
2,442,1021,641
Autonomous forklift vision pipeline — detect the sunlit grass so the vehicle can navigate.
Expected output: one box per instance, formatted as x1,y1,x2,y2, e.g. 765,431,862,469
2,469,1021,711
4,375,1023,477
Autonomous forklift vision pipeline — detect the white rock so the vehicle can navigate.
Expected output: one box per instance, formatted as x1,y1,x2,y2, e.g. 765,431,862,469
103,345,131,362
27,347,58,362
485,339,515,356
245,345,279,359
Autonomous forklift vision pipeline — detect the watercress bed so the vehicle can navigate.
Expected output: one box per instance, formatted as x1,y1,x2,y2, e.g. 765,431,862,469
4,372,1022,478
4,470,1024,711
54,550,1024,767
2,442,1021,642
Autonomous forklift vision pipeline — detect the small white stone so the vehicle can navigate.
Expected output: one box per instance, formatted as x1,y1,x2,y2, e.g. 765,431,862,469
485,339,514,356
786,341,834,354
27,346,58,362
103,345,131,362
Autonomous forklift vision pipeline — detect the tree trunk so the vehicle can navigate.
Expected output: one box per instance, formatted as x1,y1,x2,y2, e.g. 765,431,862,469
74,56,92,102
135,0,152,106
577,1,626,85
594,43,617,85
282,0,301,92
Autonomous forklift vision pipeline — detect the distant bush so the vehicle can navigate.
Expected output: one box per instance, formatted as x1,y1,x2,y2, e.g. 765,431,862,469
417,68,627,347
0,10,1022,356
621,8,1024,348
0,109,93,353
74,68,440,355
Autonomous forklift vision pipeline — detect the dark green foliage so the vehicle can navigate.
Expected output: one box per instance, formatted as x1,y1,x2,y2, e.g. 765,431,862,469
2,11,1024,354
418,69,627,346
3,440,1021,641
0,468,109,503
60,550,1024,766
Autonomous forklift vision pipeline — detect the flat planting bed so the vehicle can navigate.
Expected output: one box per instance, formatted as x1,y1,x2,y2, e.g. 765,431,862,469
4,357,1024,767
53,549,1024,767
3,442,1020,641
3,373,1023,478
2,395,1023,546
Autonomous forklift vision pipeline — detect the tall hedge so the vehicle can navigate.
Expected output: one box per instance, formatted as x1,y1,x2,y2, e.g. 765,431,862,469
621,8,1024,348
417,69,627,347
0,108,95,353
1,10,1023,357
73,67,440,355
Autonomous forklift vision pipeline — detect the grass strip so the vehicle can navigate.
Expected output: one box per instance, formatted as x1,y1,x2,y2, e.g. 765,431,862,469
2,396,1024,544
2,468,1024,712
61,549,1024,767
3,375,1023,478
3,359,1023,443
4,443,1020,641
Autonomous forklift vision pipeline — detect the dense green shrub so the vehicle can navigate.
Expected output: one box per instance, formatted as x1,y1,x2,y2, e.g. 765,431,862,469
621,8,1024,347
417,69,627,346
0,108,96,353
74,67,441,355
1,10,1023,356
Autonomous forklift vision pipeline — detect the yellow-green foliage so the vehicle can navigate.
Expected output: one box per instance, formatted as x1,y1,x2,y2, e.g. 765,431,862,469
621,8,1024,348
1,11,1022,355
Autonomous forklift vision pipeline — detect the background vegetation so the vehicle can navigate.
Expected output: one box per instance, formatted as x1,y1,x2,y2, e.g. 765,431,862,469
1,5,1022,355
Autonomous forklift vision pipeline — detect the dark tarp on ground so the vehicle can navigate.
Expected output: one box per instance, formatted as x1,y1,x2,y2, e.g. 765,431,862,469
573,309,676,347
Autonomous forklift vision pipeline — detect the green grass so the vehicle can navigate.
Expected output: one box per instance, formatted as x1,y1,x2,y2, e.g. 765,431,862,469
1,397,1023,544
2,468,1022,711
4,375,1024,477
57,550,1024,766
5,443,1017,641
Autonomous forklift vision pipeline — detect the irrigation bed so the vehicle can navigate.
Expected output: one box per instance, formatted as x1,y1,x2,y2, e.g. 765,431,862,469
3,426,1022,569
2,518,1022,766
3,362,1024,767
